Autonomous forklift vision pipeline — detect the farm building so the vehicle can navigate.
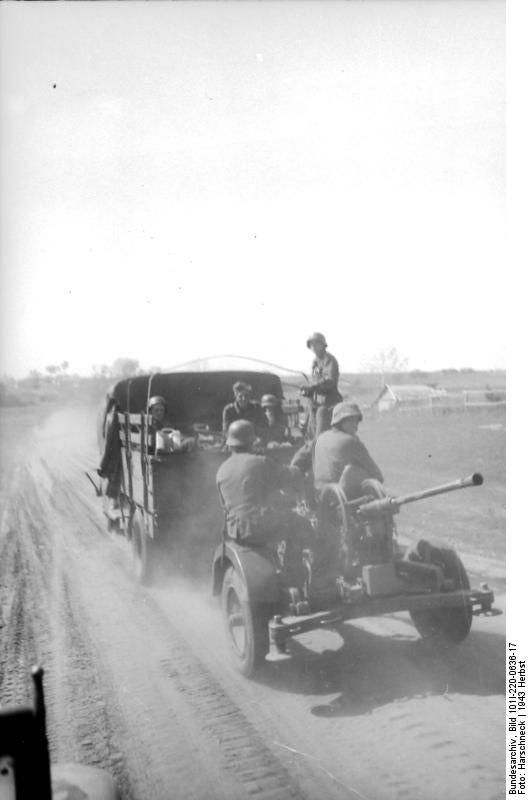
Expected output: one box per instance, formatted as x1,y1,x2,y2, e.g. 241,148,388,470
374,384,447,413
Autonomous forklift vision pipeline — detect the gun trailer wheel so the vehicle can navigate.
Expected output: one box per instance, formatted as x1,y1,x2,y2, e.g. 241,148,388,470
221,567,270,678
410,547,472,643
131,513,156,586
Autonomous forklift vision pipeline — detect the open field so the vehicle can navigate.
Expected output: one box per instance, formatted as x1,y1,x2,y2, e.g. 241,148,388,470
361,409,505,567
0,403,505,800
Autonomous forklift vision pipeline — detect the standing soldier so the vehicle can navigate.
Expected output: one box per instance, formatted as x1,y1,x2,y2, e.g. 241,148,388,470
300,332,342,439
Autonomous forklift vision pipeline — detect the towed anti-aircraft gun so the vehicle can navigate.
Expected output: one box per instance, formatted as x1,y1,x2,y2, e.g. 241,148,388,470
212,472,498,677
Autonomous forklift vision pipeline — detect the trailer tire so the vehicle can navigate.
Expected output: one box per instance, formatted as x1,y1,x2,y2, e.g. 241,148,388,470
221,567,270,678
131,513,156,586
410,547,472,643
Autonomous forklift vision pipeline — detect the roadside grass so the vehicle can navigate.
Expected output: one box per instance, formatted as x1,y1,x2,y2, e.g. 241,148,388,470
361,409,505,561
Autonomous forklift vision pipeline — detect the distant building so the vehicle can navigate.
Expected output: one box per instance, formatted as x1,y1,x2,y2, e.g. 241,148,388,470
374,384,447,413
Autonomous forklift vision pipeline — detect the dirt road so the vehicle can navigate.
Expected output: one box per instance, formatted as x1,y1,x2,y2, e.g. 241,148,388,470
0,406,505,800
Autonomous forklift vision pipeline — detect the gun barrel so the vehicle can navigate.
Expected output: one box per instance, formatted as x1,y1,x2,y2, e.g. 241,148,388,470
357,473,483,517
392,472,483,507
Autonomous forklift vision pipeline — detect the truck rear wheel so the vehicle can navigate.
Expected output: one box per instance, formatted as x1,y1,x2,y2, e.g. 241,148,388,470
221,567,270,678
131,514,156,586
410,547,472,643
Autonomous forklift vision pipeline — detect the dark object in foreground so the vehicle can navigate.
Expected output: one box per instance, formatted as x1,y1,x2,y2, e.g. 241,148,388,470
212,472,497,678
0,667,119,800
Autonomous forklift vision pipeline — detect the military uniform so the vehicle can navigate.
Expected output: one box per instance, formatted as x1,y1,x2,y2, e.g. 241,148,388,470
216,452,308,545
263,414,292,445
313,428,383,498
306,352,342,438
222,400,265,438
98,407,122,500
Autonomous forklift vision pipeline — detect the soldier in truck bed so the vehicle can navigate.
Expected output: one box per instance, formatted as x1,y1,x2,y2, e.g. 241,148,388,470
260,393,292,446
148,394,196,449
222,381,266,440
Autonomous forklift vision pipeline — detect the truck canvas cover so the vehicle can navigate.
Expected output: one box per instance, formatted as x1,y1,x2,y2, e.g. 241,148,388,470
108,370,284,432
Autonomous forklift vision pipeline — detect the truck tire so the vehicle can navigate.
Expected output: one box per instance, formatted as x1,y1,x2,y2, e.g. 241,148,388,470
131,513,156,586
221,567,270,678
410,546,472,643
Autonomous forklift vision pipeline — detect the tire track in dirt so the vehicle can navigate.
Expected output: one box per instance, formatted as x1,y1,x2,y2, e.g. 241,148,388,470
5,447,335,800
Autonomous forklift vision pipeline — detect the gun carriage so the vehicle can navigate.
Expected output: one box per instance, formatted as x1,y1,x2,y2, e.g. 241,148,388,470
212,471,496,677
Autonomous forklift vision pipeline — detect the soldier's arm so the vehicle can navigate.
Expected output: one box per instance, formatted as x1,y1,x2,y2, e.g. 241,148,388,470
290,440,314,473
351,440,384,483
263,457,299,494
98,410,120,476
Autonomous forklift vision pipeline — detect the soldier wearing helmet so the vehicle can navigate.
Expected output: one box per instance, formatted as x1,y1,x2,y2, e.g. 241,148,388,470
222,381,266,441
260,394,292,446
147,394,196,449
148,395,170,430
217,420,311,555
300,332,342,439
313,401,383,499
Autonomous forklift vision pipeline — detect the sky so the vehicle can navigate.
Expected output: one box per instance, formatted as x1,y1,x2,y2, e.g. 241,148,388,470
0,0,505,378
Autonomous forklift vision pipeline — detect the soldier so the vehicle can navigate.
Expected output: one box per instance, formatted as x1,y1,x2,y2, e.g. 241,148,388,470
148,395,170,430
148,394,195,449
97,398,122,510
300,332,342,439
217,420,311,558
222,381,265,440
260,393,292,446
313,401,383,499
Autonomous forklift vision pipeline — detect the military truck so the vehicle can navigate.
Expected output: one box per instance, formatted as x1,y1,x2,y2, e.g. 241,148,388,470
93,370,302,583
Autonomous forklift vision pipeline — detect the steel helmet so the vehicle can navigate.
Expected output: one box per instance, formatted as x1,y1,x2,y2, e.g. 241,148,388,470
261,393,280,408
306,332,327,349
331,402,363,426
233,380,252,394
148,395,167,410
226,419,256,447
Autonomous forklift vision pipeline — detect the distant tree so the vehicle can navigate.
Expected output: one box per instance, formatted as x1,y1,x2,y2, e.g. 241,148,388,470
28,369,42,388
91,364,111,378
361,348,409,385
61,361,69,372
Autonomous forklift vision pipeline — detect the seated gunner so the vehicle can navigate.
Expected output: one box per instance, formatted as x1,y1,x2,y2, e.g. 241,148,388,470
216,420,312,572
313,401,383,499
